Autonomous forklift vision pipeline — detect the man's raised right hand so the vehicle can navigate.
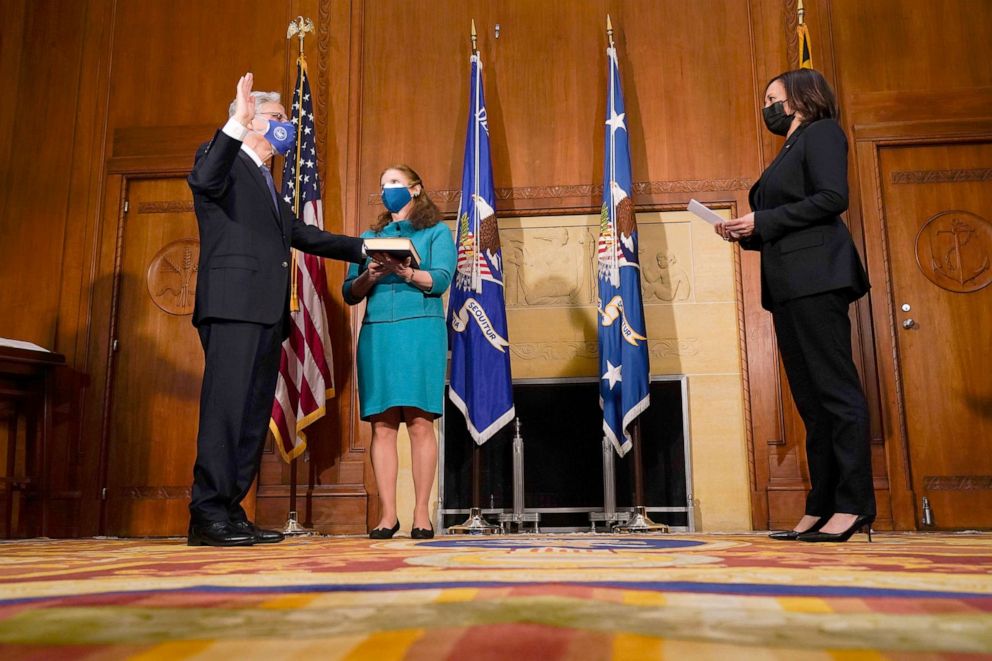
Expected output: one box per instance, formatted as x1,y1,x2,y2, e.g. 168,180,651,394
233,73,255,129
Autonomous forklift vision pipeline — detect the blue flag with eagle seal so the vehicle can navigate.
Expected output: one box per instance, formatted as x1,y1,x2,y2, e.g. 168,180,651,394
448,52,515,445
598,44,650,456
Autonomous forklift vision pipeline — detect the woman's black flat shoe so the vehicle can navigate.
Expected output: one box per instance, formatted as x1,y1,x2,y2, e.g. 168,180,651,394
768,517,824,540
411,523,434,540
798,515,875,543
369,521,400,539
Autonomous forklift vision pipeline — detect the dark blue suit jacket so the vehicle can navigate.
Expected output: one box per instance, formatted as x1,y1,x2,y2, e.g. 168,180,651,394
187,130,364,332
740,119,869,311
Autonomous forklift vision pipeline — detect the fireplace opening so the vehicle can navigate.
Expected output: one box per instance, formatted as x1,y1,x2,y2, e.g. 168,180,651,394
440,377,692,532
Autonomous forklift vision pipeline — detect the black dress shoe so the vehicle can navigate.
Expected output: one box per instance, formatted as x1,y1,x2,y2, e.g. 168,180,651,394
798,515,875,543
231,520,285,544
369,521,400,539
411,522,434,540
768,517,824,540
187,521,255,547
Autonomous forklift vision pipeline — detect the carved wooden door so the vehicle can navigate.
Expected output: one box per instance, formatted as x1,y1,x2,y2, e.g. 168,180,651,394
104,177,203,536
879,140,992,529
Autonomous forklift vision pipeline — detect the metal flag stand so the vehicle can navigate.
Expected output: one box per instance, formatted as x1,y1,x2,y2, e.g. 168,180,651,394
447,443,502,534
590,435,630,532
281,15,317,538
282,452,314,537
615,421,669,533
498,418,540,533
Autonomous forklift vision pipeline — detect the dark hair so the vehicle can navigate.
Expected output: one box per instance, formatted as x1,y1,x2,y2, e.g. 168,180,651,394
372,164,442,233
767,68,838,124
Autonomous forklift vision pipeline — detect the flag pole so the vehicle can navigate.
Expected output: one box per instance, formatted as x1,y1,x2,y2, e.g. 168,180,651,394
604,15,666,534
796,0,813,69
282,15,316,536
288,16,312,313
447,18,501,536
615,422,669,533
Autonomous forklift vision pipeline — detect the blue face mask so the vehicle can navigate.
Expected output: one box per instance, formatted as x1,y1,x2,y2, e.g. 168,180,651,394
262,119,296,155
381,184,413,213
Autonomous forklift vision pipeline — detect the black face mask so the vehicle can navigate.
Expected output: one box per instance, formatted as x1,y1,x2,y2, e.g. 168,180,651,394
762,100,795,136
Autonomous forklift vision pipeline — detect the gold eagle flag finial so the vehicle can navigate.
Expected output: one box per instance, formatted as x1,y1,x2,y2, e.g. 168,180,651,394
287,16,314,54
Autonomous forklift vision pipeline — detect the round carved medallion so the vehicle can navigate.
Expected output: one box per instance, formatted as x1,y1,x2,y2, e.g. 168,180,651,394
914,210,992,293
147,239,200,315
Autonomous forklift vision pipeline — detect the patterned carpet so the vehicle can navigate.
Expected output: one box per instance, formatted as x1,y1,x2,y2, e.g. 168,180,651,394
1,533,991,659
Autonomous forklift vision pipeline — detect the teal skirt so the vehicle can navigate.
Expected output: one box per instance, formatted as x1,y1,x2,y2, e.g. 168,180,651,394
356,316,447,420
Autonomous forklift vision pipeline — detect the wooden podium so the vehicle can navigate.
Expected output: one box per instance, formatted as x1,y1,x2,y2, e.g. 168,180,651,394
0,344,65,538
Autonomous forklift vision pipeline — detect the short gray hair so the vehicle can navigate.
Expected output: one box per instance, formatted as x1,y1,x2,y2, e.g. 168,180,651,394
228,91,282,117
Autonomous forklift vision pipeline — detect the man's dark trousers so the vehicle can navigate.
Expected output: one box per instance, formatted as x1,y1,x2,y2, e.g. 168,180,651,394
190,319,282,525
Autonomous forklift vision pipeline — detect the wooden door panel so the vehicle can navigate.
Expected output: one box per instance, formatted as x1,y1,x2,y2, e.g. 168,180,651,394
105,178,202,536
879,141,992,529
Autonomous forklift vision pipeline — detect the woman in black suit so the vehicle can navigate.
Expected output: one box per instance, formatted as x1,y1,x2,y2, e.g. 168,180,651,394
717,69,875,542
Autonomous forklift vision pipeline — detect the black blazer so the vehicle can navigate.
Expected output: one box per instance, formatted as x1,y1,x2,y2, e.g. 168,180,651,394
740,118,869,311
188,130,364,329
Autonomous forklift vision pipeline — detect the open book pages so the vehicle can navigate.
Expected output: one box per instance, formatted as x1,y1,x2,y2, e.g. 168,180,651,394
363,237,422,269
0,338,51,352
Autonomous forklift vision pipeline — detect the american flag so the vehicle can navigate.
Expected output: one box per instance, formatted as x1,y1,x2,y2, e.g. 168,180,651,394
269,59,334,462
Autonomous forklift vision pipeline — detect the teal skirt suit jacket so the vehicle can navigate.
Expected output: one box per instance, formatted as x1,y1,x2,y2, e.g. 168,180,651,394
343,220,456,420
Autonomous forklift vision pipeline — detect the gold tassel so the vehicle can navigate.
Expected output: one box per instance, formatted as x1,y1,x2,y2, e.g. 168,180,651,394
797,23,813,69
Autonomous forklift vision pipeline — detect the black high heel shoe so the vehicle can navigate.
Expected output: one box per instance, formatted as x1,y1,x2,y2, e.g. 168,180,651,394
411,522,434,540
369,521,400,539
797,515,874,543
768,516,824,541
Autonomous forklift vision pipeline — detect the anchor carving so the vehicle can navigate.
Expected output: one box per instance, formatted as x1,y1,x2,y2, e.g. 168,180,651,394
930,217,990,286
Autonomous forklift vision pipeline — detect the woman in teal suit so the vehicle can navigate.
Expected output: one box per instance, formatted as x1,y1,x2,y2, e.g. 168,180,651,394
344,164,456,540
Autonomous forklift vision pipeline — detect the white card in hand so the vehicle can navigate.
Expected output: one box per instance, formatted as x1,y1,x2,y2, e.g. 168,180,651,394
687,199,725,226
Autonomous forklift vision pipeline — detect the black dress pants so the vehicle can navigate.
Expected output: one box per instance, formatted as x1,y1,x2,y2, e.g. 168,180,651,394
190,319,283,524
772,290,875,517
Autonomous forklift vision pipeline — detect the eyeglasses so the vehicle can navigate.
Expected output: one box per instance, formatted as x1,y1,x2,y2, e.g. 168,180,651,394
257,111,288,122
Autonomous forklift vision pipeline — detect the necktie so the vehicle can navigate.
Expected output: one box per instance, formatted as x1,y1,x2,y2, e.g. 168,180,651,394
259,164,279,212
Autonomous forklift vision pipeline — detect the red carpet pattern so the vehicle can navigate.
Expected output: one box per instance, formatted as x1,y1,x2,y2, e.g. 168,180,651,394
1,533,991,659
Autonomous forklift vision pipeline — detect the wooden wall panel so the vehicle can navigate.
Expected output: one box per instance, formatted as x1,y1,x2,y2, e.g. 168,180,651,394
107,2,293,132
832,0,992,97
0,1,89,348
356,0,760,225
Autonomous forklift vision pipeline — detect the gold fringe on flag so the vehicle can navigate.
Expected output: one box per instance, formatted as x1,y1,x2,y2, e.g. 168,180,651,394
797,1,813,69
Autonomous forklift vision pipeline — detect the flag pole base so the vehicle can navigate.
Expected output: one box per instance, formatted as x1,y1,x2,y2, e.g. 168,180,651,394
281,510,314,536
614,506,669,534
497,511,541,533
447,507,502,535
589,510,631,533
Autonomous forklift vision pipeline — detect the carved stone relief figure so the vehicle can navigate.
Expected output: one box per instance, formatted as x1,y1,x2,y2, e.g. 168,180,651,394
504,226,593,306
641,250,692,302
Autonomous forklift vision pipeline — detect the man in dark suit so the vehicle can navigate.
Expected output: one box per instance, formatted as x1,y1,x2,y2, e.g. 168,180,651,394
186,73,364,546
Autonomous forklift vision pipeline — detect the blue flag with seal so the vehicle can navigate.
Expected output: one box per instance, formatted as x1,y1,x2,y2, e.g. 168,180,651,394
448,51,515,445
598,43,650,456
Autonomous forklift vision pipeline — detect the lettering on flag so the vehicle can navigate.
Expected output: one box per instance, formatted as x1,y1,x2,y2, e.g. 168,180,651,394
450,297,510,352
598,295,648,346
